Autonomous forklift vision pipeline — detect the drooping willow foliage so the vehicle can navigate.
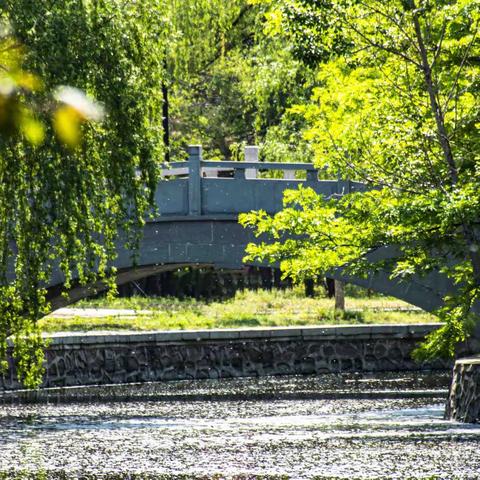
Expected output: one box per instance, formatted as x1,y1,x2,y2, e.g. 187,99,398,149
0,0,248,387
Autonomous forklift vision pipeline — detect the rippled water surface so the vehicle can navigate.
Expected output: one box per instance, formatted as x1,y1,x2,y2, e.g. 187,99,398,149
1,373,479,479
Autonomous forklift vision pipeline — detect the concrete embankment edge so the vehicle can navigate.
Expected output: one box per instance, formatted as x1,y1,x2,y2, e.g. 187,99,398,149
1,323,450,391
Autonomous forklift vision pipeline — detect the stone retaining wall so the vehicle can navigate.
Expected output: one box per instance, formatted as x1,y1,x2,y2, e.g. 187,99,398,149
1,324,450,391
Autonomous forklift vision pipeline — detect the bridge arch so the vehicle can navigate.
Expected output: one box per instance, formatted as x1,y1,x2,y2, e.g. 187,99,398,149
47,216,449,313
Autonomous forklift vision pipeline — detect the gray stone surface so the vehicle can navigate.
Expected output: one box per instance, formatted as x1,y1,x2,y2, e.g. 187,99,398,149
446,356,480,423
1,324,450,391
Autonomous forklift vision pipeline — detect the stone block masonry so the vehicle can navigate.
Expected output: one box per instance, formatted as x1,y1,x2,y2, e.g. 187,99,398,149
446,356,480,423
0,324,451,391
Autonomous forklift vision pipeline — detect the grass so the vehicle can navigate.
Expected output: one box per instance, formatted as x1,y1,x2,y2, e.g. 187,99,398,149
38,287,439,333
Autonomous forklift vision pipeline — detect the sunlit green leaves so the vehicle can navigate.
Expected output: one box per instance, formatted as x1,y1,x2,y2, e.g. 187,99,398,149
244,0,480,359
52,87,104,149
0,30,45,145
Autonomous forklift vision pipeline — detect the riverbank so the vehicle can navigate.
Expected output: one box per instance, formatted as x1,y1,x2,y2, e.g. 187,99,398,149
39,289,436,333
1,323,449,391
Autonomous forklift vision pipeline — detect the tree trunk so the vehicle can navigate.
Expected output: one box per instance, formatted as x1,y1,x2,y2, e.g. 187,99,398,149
325,277,335,298
412,6,480,286
411,8,458,184
304,278,315,298
162,81,170,163
334,280,345,311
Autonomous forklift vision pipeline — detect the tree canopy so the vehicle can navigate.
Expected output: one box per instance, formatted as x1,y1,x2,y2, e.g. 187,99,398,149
167,0,316,162
241,0,480,359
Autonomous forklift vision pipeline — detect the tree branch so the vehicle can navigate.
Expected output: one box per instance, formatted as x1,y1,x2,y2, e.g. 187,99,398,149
342,15,422,68
430,19,446,69
411,6,458,185
442,19,479,113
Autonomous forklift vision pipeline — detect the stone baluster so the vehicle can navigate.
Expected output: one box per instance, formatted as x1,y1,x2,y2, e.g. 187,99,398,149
188,145,202,216
245,145,259,180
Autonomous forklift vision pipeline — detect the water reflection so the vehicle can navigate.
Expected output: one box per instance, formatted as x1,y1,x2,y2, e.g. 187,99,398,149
0,373,479,479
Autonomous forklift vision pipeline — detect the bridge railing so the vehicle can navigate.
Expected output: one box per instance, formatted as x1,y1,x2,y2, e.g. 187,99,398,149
160,145,320,180
156,145,362,217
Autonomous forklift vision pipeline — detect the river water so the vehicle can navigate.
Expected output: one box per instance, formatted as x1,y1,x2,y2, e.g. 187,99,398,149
1,372,479,479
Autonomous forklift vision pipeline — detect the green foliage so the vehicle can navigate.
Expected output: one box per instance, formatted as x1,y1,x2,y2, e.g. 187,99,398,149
241,0,480,359
163,0,250,81
165,0,256,158
270,0,353,65
242,186,365,280
0,1,166,387
0,24,45,144
169,2,316,161
38,288,434,333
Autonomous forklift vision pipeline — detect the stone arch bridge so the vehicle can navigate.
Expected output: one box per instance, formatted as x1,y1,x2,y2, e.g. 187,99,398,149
47,146,452,312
